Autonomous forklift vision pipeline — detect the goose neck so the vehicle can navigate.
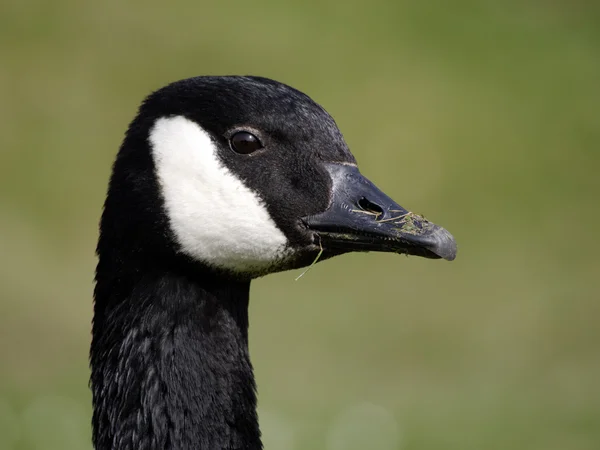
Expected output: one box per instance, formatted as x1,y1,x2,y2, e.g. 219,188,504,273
91,270,261,450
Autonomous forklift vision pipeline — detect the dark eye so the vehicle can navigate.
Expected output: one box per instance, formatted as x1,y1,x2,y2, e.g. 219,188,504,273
229,131,263,154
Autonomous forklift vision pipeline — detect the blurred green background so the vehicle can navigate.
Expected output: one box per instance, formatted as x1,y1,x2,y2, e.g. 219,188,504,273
1,1,599,449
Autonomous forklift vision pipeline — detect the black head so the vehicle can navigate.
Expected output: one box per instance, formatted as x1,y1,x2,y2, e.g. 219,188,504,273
98,76,456,280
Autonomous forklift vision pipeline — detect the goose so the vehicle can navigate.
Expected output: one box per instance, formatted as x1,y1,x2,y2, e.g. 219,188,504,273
91,75,457,450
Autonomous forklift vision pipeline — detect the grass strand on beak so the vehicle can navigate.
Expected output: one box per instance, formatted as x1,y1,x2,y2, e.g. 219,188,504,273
350,209,381,218
295,236,323,281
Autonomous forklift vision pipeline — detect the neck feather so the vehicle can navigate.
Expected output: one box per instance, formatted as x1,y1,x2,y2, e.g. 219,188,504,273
91,267,261,450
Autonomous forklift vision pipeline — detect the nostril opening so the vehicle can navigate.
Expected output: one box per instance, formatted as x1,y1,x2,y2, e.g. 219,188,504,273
357,197,384,217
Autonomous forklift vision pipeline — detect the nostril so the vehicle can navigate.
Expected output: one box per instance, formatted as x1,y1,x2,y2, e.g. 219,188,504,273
357,197,384,217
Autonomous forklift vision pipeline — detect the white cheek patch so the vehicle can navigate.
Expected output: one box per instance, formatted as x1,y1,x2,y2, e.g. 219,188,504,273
149,116,289,272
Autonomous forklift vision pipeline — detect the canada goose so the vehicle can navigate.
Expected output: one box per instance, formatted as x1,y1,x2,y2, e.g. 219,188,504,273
91,75,456,450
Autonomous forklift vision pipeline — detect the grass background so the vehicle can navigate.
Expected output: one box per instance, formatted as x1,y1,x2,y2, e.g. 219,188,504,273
1,0,599,449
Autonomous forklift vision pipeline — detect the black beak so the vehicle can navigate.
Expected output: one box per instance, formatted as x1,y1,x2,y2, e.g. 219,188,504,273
302,163,457,261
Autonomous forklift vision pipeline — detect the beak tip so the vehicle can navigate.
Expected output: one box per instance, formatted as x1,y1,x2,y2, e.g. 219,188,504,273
428,226,458,261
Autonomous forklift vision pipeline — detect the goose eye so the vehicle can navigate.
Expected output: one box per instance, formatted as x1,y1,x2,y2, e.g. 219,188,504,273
230,131,263,154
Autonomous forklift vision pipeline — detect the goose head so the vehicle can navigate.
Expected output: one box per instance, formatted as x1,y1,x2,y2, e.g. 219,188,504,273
101,76,456,280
